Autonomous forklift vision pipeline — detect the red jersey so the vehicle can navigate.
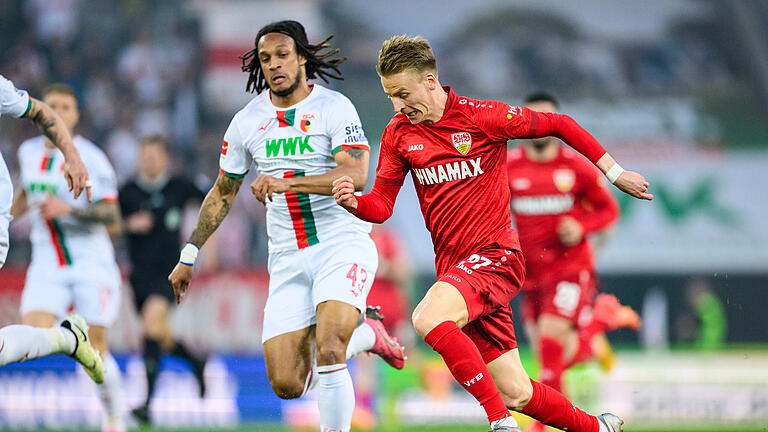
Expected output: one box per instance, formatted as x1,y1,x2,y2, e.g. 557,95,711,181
354,87,607,277
507,146,619,280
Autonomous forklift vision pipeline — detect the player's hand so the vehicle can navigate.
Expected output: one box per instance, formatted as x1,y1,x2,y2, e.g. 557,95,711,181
332,176,358,212
62,155,92,202
126,211,154,234
169,262,194,304
250,175,290,205
613,171,653,200
39,193,73,220
557,216,584,246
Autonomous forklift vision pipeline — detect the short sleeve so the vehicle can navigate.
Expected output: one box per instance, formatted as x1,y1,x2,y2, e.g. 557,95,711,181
328,96,369,155
0,75,31,118
374,123,409,186
89,149,119,203
219,116,252,179
473,101,536,143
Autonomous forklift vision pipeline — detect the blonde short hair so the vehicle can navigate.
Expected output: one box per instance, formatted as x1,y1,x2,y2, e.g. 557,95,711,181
377,35,437,77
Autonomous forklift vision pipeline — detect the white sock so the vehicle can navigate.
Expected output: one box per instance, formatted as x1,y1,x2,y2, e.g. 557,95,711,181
0,324,76,366
316,363,355,432
345,322,375,359
303,323,376,397
98,353,125,430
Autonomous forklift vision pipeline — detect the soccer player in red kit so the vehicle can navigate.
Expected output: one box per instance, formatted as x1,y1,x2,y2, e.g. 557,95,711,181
332,36,652,432
507,93,640,432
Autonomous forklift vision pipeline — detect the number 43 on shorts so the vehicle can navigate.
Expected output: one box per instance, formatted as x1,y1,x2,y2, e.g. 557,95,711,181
346,264,368,297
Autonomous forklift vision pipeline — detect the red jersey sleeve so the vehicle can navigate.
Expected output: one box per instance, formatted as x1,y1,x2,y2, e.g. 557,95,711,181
374,122,409,186
474,102,607,164
575,163,620,234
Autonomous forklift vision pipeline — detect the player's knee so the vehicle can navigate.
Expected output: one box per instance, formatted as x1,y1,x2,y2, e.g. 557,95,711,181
268,376,304,400
411,306,440,338
316,337,347,365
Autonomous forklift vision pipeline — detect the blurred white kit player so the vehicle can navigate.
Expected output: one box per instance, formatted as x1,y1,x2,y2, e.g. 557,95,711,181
17,135,121,324
221,84,377,340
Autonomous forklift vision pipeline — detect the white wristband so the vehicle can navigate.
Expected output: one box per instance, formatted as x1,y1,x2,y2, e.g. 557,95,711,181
605,163,625,184
179,243,199,267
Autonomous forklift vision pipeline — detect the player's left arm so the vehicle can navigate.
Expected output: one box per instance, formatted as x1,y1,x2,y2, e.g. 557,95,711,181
479,104,653,200
250,148,369,204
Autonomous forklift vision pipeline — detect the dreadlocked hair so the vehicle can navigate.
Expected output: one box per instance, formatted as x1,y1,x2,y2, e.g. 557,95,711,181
239,20,347,94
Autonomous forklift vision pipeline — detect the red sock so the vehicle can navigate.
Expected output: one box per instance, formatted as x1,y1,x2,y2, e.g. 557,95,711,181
565,319,605,368
538,337,564,393
521,379,599,432
424,321,509,423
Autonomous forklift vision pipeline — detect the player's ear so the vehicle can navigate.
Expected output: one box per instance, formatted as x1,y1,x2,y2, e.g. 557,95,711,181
424,72,438,91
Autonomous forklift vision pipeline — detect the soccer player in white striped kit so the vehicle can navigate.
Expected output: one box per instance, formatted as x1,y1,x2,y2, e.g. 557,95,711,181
9,84,125,432
0,76,105,393
169,21,405,432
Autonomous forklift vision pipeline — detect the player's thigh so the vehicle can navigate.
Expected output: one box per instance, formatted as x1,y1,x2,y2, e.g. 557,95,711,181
487,348,534,410
20,266,71,320
141,294,171,328
21,310,58,328
309,234,378,317
262,249,315,344
262,325,315,396
412,281,470,336
71,263,121,328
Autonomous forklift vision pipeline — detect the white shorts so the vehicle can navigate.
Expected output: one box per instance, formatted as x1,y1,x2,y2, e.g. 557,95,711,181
20,261,122,327
262,233,379,343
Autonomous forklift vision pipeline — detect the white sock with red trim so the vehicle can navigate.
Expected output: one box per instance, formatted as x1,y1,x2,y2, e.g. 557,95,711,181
316,363,354,432
0,324,76,366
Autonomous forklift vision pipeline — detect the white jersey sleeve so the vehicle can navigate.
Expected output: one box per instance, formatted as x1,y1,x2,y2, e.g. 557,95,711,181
219,116,252,179
328,95,369,155
0,75,31,118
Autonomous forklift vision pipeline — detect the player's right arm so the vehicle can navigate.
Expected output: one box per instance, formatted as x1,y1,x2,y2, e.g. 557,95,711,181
169,118,250,303
168,173,243,304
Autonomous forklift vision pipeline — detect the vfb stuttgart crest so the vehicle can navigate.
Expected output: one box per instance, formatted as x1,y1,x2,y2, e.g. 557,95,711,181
553,169,575,193
451,132,472,155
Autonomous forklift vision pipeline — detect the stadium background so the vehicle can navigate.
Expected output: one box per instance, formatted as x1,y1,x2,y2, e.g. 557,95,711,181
1,0,767,431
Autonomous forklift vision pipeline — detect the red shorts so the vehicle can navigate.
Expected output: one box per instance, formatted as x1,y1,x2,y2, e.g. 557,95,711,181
521,269,595,326
438,243,526,364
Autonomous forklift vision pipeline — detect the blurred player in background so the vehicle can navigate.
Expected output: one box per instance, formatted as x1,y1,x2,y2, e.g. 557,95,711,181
118,135,207,425
507,92,640,432
0,74,90,268
6,84,124,432
169,20,404,432
334,35,653,432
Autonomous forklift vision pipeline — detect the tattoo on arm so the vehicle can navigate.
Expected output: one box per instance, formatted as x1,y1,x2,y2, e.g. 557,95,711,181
28,101,62,144
343,148,367,160
188,175,243,247
71,201,120,224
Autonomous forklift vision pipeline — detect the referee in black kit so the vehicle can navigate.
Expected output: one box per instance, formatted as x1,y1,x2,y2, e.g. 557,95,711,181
119,135,207,425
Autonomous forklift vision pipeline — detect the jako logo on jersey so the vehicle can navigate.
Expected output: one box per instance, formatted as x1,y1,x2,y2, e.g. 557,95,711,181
300,113,316,133
507,106,522,119
463,373,483,387
512,195,574,215
413,157,483,186
407,144,424,152
553,169,575,192
266,136,315,158
451,132,472,155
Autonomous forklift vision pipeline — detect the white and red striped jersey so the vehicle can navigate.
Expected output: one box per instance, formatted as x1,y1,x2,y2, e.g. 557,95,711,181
18,135,118,267
0,75,31,248
219,84,371,252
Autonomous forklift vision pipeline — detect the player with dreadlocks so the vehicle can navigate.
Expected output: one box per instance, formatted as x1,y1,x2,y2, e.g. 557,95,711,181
169,21,405,432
